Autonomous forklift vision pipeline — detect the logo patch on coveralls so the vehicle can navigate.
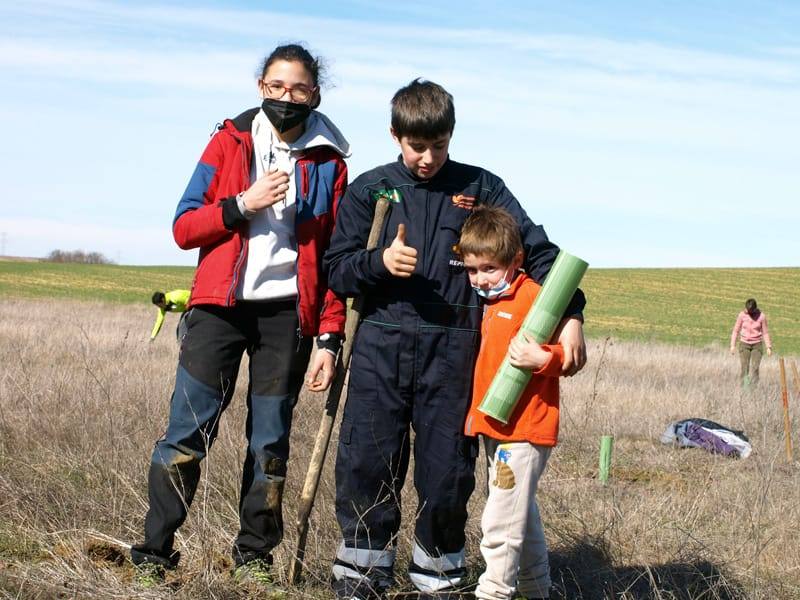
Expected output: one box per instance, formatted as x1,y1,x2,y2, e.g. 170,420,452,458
448,245,465,274
451,194,475,210
371,187,402,204
493,445,516,489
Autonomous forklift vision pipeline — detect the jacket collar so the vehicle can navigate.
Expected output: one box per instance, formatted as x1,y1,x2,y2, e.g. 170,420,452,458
225,107,350,157
227,107,260,135
286,111,350,157
488,270,527,303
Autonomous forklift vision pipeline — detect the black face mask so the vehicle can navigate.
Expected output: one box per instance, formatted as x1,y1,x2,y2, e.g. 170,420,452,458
261,98,311,133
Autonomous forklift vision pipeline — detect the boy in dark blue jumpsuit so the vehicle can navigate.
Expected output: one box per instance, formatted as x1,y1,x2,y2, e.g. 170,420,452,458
324,79,586,600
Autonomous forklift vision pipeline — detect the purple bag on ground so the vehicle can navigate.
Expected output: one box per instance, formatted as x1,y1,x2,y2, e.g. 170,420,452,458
660,418,752,459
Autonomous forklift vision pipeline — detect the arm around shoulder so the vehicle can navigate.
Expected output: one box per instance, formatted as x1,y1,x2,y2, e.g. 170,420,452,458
484,175,561,284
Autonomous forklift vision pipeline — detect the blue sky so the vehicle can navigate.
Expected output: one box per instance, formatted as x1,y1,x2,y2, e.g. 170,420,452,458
1,0,798,267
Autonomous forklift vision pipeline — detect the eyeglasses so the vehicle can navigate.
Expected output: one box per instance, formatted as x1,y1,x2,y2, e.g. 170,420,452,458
262,79,317,103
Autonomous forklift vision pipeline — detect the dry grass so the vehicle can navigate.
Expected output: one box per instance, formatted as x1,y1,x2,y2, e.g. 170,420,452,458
1,298,798,599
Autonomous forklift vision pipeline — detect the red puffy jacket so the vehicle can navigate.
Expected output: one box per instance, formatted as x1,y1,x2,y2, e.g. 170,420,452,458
172,107,347,337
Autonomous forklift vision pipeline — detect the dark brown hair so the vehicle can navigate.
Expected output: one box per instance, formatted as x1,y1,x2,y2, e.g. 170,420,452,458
259,43,325,86
258,44,326,109
457,206,523,266
391,78,455,139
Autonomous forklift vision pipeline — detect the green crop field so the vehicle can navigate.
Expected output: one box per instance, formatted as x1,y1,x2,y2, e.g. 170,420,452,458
582,267,799,356
1,260,798,355
0,261,194,304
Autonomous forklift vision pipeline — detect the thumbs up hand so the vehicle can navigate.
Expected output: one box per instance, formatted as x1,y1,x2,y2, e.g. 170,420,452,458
382,223,418,278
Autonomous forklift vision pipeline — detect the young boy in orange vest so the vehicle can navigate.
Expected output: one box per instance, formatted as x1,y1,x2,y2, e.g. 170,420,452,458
459,206,564,600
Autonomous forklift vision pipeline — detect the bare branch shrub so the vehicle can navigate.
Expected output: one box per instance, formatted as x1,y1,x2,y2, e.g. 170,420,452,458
46,249,115,264
1,298,798,598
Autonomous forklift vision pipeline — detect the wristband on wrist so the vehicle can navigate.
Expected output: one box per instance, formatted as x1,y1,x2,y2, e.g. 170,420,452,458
236,191,256,219
316,332,343,356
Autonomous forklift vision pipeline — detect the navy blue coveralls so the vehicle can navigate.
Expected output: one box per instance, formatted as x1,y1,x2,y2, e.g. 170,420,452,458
324,157,585,593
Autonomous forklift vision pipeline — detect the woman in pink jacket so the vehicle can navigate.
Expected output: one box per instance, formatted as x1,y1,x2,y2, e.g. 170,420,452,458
730,298,773,385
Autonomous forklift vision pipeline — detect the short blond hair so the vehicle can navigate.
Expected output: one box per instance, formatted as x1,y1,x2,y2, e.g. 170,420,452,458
456,206,522,266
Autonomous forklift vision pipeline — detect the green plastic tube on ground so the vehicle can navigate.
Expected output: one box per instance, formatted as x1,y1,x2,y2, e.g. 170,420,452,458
599,435,614,483
478,250,589,424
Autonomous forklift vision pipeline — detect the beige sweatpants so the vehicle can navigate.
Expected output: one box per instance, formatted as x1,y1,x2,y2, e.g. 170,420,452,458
475,438,552,600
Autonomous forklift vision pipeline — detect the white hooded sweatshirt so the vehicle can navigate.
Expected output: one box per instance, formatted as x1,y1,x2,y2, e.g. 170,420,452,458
236,110,350,301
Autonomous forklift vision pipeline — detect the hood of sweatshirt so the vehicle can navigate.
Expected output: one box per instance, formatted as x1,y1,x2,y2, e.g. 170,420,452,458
290,110,351,157
227,107,351,158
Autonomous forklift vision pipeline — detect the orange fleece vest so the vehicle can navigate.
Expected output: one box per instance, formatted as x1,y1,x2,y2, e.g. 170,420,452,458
464,273,564,445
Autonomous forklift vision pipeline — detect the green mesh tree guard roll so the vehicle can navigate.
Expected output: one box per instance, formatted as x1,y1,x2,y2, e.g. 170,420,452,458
478,251,588,424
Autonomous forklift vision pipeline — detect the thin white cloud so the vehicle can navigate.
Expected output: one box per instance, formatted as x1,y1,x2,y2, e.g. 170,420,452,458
4,27,797,158
5,1,798,87
493,34,800,84
2,1,798,267
21,1,797,89
0,39,250,90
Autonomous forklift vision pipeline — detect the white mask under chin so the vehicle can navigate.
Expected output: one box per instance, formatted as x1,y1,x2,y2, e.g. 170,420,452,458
472,270,512,299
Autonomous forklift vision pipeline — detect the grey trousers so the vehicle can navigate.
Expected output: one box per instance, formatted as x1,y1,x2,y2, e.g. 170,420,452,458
476,439,552,600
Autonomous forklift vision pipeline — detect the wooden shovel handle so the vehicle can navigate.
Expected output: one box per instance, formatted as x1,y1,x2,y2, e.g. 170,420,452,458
288,196,391,584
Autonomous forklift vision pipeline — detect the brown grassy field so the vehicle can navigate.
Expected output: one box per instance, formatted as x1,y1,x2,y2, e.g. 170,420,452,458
1,298,799,599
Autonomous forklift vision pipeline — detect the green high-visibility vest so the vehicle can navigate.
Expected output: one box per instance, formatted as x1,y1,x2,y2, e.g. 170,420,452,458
150,289,191,340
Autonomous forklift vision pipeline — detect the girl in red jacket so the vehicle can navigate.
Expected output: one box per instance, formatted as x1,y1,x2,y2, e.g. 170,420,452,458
131,44,348,589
